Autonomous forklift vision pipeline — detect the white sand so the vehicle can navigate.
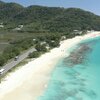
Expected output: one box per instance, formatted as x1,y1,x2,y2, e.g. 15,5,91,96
0,31,100,100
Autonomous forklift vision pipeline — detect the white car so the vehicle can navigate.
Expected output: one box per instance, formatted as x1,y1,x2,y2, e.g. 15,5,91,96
0,68,5,75
14,56,19,61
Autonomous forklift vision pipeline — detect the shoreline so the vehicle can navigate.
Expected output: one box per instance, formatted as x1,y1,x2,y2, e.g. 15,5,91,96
0,31,100,100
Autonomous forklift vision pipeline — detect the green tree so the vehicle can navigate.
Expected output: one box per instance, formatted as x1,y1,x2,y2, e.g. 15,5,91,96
28,51,40,58
0,55,6,66
35,44,47,52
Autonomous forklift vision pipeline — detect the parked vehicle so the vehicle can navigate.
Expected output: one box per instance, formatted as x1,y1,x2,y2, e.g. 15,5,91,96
14,56,19,61
0,68,5,75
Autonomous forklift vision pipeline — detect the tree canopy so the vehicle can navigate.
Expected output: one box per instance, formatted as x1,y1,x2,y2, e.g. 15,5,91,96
0,1,100,32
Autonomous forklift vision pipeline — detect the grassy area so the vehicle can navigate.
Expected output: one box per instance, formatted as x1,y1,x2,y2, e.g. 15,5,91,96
0,31,51,42
0,31,36,42
0,43,11,54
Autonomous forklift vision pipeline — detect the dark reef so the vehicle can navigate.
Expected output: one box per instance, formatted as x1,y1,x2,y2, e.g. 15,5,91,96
63,43,92,67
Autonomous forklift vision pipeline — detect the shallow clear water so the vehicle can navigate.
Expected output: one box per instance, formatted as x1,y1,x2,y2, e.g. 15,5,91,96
38,37,100,100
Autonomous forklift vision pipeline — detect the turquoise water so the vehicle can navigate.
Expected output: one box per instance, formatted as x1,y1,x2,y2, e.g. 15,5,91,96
38,37,100,100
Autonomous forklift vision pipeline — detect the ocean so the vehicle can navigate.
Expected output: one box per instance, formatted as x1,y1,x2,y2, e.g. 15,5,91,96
38,36,100,100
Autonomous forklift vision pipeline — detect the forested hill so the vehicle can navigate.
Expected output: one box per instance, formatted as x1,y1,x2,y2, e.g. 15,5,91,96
0,1,100,33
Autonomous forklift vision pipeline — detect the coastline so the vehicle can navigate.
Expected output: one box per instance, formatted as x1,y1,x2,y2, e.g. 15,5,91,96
0,31,100,100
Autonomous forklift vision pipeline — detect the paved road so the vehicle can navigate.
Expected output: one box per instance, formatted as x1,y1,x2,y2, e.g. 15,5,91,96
0,47,36,76
0,42,9,44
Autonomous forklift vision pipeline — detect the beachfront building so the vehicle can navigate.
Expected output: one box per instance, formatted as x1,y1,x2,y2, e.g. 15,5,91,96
46,45,50,50
33,39,36,41
73,30,82,35
13,25,24,31
61,36,66,40
40,41,47,45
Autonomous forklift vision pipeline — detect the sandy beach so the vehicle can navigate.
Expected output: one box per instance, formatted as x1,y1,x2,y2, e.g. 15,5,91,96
0,31,100,100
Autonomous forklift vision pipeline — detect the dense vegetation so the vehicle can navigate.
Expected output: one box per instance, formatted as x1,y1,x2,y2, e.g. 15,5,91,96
0,33,51,65
0,1,100,32
0,1,100,67
0,32,77,66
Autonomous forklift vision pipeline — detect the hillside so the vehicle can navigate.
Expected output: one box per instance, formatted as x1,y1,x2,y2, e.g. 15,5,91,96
0,1,100,32
0,1,23,21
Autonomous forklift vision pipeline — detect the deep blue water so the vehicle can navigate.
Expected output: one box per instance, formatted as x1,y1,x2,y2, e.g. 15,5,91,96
38,37,100,100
